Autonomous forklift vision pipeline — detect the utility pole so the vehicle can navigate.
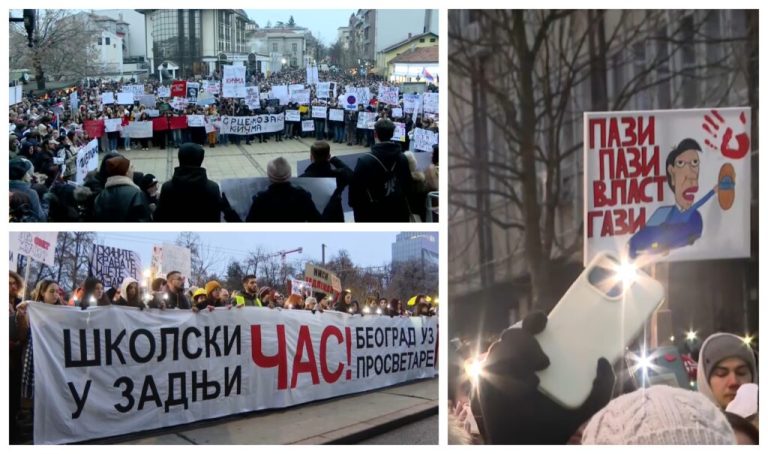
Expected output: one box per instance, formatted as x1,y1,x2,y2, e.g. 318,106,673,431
322,244,327,265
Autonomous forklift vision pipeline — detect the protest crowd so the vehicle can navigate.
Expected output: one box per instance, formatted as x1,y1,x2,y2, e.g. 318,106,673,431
447,312,759,445
8,268,438,443
9,68,439,223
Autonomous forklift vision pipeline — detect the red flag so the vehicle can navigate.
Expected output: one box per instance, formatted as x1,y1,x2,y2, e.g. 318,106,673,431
152,117,169,131
83,119,105,138
169,115,188,130
171,80,187,98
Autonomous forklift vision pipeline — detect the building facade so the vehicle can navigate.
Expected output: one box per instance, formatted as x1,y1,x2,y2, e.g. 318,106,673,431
392,232,439,265
448,10,758,340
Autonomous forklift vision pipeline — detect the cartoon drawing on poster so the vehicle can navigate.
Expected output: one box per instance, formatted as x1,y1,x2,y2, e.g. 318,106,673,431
584,108,751,265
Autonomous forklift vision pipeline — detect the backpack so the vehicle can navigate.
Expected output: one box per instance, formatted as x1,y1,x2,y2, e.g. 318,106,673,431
365,154,408,216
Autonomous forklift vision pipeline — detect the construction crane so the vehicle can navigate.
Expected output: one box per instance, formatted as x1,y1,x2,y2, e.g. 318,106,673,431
263,247,303,265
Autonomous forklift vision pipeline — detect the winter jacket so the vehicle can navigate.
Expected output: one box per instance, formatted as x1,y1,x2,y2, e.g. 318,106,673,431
300,157,352,222
92,175,151,222
154,166,223,222
349,141,412,222
166,289,191,310
9,180,45,221
245,182,321,223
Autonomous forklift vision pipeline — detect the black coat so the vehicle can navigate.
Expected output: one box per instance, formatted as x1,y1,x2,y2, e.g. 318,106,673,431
246,182,321,222
154,166,223,222
166,289,191,310
349,142,412,222
300,157,352,222
92,176,151,222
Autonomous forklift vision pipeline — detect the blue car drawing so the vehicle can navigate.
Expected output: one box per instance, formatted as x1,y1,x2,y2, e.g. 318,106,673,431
628,206,703,259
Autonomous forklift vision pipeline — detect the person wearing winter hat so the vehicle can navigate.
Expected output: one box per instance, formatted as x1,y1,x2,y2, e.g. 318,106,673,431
139,173,160,214
696,333,757,411
115,277,143,309
9,157,45,221
258,286,275,308
92,155,151,222
581,385,736,444
245,157,321,222
202,280,225,309
155,143,239,222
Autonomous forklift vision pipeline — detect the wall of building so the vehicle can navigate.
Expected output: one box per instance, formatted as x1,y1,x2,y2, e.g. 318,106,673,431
98,10,146,58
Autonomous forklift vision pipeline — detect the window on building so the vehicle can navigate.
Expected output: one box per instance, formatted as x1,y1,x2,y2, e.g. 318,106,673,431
430,38,436,42
97,37,102,46
292,43,297,53
291,57,297,66
420,38,425,43
105,37,110,45
273,42,278,52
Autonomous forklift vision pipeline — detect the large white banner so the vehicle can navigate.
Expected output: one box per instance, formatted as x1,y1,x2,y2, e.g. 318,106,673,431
9,232,59,266
28,303,438,444
219,114,285,135
584,108,751,264
222,66,247,98
75,139,99,184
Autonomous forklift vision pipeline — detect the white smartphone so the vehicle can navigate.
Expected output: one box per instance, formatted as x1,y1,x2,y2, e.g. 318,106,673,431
534,252,664,408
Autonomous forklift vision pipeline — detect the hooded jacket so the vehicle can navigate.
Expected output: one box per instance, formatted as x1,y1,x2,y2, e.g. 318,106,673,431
696,332,758,408
246,183,321,222
154,166,223,222
349,141,412,222
93,175,151,222
116,277,143,308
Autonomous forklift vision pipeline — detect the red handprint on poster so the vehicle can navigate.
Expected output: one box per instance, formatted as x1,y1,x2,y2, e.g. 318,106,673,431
702,109,750,159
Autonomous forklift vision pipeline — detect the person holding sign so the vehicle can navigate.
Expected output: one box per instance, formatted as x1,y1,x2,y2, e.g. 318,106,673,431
245,157,321,222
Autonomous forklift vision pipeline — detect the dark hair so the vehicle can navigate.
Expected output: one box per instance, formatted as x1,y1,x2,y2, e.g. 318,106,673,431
32,279,57,302
242,274,257,283
432,144,439,165
374,118,395,141
725,412,758,444
151,277,167,292
310,141,331,161
166,270,181,280
666,138,701,190
340,289,351,303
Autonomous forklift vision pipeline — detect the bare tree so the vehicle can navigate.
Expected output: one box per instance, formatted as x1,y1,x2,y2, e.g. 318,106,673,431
10,10,103,89
175,233,223,286
16,232,96,297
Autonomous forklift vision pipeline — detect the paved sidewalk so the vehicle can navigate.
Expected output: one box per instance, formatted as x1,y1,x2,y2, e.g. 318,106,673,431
107,378,437,445
121,139,369,182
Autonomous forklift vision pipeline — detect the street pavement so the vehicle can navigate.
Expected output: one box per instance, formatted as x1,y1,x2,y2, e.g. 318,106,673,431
108,378,437,445
121,138,370,183
358,414,438,444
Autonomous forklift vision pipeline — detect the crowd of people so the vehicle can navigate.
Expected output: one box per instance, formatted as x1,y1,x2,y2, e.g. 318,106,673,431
8,269,437,443
448,312,759,445
9,70,439,223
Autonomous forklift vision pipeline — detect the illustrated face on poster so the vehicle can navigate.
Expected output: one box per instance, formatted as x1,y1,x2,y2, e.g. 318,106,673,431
584,108,750,265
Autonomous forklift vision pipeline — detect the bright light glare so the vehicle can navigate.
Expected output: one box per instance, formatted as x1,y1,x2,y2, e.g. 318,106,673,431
363,306,371,314
464,358,484,382
616,261,637,285
686,330,698,342
742,334,754,346
669,335,675,342
376,308,382,315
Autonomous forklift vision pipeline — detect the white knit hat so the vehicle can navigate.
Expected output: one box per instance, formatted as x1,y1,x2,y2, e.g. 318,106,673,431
582,385,736,444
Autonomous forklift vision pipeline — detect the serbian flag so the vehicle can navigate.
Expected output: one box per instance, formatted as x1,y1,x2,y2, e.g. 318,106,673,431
422,68,435,82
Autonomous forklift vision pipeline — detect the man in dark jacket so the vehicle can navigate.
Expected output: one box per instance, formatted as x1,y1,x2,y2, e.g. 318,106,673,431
92,156,151,222
246,157,321,222
165,271,191,309
154,143,237,222
300,141,351,222
349,118,412,222
9,158,45,221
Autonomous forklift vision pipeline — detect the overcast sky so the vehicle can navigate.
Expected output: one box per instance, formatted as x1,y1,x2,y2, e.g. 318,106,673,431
244,9,355,46
93,231,425,275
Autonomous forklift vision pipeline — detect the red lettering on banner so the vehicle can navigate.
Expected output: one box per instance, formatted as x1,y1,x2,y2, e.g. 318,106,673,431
319,326,344,383
250,325,288,390
34,237,50,250
290,326,320,388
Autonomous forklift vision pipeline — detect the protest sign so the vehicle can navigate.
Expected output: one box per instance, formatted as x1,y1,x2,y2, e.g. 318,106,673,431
306,65,319,85
138,95,156,107
302,120,315,132
271,85,289,105
9,85,22,106
379,86,399,106
219,114,285,135
584,108,751,265
9,232,59,266
317,82,335,99
116,92,134,105
83,120,105,139
123,84,145,96
152,243,192,281
169,116,188,130
74,139,99,184
285,110,301,122
392,107,403,118
304,263,343,294
289,83,305,93
403,94,421,114
27,303,437,444
422,93,439,114
220,177,336,220
69,92,78,111
101,92,115,105
170,97,189,111
245,86,260,109
223,66,247,98
90,245,141,290
125,121,153,138
157,86,171,98
187,115,205,127
104,118,123,133
291,89,311,105
329,109,344,122
171,80,187,98
357,112,376,130
393,122,406,142
152,117,169,131
342,93,358,110
312,106,327,119
197,92,216,106
203,81,220,95
186,82,200,103
413,128,438,152
289,278,312,296
146,109,160,117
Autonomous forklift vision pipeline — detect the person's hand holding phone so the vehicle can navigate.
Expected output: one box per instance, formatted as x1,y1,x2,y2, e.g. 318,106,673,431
471,311,615,444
